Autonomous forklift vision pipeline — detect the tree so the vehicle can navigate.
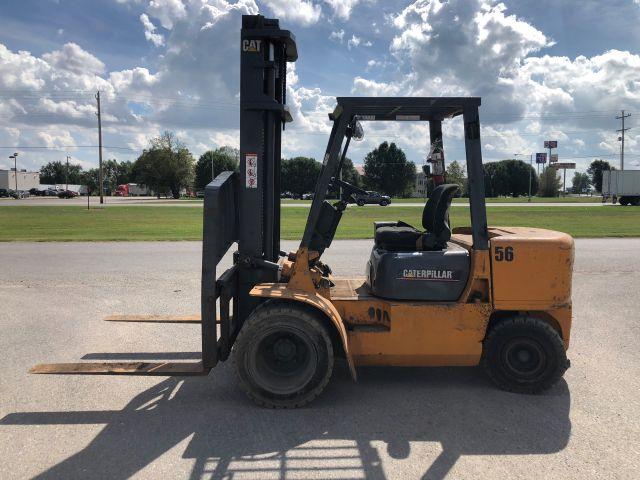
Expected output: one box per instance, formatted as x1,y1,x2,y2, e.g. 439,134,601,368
132,131,195,199
363,142,416,197
194,148,239,190
483,159,538,197
572,172,591,194
80,168,100,194
445,160,466,194
102,159,134,193
340,157,361,188
587,159,614,193
40,160,83,185
281,157,321,195
538,166,561,197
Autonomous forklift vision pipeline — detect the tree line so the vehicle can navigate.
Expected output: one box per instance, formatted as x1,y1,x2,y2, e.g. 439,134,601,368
39,132,617,198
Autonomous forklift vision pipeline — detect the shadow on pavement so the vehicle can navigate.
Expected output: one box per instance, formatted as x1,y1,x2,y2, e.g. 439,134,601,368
1,362,571,479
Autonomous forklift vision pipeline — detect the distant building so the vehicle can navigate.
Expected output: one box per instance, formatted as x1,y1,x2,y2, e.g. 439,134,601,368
0,169,40,191
414,171,428,198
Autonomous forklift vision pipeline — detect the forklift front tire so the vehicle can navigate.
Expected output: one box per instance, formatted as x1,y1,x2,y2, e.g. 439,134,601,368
481,316,567,394
233,302,334,408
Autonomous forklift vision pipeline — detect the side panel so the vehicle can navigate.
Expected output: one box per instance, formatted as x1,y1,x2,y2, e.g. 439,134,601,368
490,230,574,310
340,302,492,366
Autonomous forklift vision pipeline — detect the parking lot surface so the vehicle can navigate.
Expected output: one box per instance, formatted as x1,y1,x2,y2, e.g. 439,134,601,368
1,239,639,479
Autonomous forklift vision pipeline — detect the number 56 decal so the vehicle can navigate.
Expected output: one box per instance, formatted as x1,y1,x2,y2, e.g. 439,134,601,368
494,246,514,262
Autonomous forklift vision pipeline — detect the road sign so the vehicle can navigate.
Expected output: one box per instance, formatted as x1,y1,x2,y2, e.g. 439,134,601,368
536,153,547,164
550,153,558,163
552,162,576,169
544,140,558,149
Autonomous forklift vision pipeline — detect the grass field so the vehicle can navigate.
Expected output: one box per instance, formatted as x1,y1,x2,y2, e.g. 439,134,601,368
282,196,601,204
1,205,639,241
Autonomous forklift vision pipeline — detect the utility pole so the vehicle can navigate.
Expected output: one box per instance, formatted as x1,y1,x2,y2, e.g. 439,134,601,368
616,110,631,170
66,155,70,191
96,91,104,204
9,153,18,193
13,152,18,192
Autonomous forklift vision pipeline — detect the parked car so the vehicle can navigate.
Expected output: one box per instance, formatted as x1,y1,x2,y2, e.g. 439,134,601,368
351,191,391,206
196,190,205,198
302,193,314,200
9,190,28,199
0,188,9,198
45,188,59,196
19,190,30,198
58,190,79,199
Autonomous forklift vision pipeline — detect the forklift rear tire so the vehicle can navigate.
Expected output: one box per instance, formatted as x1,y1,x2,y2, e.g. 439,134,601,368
481,316,567,394
233,302,334,408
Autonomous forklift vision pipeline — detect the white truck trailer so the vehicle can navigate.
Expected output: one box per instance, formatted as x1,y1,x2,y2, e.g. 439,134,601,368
602,170,640,205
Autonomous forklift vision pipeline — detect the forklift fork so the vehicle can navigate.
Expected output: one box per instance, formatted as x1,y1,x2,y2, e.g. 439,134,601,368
30,172,240,377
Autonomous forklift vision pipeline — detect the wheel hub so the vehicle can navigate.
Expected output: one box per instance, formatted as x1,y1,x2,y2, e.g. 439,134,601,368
503,338,546,378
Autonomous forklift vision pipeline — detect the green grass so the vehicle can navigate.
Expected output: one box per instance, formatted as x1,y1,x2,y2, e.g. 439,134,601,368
281,196,601,204
1,205,639,241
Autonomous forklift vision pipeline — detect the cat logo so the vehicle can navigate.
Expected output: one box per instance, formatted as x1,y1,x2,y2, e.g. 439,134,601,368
242,39,262,52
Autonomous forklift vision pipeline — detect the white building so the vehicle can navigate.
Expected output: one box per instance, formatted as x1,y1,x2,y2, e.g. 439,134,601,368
0,169,40,191
414,171,428,198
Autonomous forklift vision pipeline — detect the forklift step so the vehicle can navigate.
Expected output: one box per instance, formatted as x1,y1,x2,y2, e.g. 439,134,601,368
29,361,209,376
104,314,201,324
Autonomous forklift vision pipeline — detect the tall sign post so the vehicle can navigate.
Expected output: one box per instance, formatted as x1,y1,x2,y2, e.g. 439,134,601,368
552,162,576,196
535,152,547,176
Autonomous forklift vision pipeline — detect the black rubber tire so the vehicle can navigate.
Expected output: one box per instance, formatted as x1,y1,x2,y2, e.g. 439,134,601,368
357,199,365,206
481,316,567,394
620,198,629,206
233,302,334,408
379,200,389,206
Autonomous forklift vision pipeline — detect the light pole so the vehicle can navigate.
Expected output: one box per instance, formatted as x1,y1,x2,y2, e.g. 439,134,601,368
515,153,533,202
9,152,18,193
66,155,70,191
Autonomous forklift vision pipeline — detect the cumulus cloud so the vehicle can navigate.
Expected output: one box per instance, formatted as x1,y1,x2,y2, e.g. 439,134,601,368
329,29,345,43
147,0,187,29
261,0,322,26
42,42,105,75
140,13,165,46
347,35,372,49
323,0,362,20
345,0,640,166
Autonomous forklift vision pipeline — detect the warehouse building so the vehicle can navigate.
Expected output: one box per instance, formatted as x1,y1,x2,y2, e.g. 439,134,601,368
0,169,41,191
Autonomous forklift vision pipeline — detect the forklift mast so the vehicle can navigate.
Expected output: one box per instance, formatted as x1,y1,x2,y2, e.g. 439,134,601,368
200,15,297,369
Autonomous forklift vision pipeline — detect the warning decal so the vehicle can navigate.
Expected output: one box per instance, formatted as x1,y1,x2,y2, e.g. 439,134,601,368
246,153,258,189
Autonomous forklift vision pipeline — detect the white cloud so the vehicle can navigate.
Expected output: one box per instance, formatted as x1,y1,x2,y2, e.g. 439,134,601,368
147,0,187,29
140,13,165,47
329,29,345,43
323,0,362,20
42,42,105,75
347,35,371,50
261,0,322,26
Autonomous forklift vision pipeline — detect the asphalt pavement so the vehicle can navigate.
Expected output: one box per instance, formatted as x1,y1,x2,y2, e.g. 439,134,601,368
1,239,639,479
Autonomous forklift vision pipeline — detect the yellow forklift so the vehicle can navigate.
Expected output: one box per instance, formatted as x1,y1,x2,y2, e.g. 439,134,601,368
32,15,574,408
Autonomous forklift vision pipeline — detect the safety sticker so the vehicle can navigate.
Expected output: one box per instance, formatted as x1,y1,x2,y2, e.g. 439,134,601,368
246,153,258,188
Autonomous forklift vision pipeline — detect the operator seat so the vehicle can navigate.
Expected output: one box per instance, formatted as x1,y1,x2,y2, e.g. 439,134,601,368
374,184,459,251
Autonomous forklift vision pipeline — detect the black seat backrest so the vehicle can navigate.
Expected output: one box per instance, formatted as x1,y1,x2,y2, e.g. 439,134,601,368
421,185,445,232
431,184,459,242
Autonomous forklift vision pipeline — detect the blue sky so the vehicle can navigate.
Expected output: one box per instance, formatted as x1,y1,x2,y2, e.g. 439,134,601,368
1,0,639,175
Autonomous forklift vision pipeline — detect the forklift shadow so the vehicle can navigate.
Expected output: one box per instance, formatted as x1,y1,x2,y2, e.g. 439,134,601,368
1,362,570,480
